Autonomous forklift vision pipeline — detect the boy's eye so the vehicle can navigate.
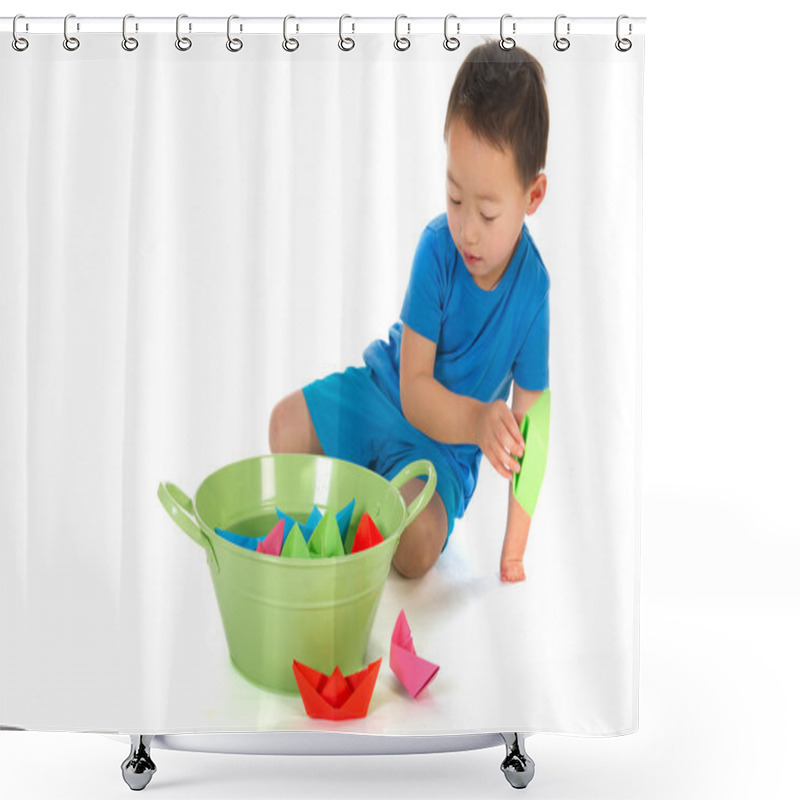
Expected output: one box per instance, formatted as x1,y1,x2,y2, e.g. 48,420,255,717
448,197,461,206
481,214,497,222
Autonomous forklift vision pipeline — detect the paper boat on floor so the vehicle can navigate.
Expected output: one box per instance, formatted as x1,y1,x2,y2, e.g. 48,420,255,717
293,658,382,720
390,610,439,698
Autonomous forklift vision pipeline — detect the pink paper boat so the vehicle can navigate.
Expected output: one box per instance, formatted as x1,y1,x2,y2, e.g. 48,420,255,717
256,518,285,556
390,609,439,698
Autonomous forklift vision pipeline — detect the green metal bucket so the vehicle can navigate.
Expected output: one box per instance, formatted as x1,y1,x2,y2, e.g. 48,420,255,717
158,454,436,694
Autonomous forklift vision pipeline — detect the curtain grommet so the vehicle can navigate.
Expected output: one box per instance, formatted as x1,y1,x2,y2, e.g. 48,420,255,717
282,15,299,52
121,14,139,52
394,15,411,51
63,13,80,52
553,15,571,51
615,15,632,51
175,14,192,51
12,14,29,51
443,14,460,51
499,14,516,51
338,15,355,51
226,15,243,52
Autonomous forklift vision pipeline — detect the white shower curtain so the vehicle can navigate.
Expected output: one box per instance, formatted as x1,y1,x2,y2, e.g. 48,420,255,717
1,20,643,735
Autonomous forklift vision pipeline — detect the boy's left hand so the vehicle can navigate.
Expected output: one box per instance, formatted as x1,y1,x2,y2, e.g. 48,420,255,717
475,400,525,480
500,558,526,583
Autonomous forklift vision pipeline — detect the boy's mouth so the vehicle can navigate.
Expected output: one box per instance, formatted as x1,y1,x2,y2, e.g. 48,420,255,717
463,250,480,266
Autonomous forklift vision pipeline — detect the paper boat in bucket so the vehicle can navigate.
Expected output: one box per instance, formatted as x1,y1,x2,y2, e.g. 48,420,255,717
390,610,439,698
293,658,382,720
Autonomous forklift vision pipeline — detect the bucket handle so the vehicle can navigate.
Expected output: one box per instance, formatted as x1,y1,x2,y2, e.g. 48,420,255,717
390,459,437,529
157,482,219,573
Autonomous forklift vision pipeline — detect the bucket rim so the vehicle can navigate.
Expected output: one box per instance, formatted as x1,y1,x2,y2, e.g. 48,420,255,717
205,524,402,566
193,452,407,566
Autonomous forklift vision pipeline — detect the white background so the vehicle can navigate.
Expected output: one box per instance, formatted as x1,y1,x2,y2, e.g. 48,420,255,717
1,1,798,799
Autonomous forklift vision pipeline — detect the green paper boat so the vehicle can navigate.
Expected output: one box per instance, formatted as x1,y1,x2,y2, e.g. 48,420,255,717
281,522,311,558
343,519,358,554
308,510,345,558
513,389,551,517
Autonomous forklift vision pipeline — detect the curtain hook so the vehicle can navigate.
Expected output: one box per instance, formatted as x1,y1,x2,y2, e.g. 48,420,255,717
394,14,411,51
339,14,355,51
122,14,139,52
175,13,192,51
283,15,299,52
499,14,516,50
553,14,570,51
615,14,632,51
443,14,460,51
226,15,243,52
63,13,80,51
12,14,29,52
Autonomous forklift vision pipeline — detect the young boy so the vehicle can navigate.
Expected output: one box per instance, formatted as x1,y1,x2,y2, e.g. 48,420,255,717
269,42,549,583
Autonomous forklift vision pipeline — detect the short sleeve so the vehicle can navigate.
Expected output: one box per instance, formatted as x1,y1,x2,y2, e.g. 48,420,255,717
399,225,447,344
512,289,550,391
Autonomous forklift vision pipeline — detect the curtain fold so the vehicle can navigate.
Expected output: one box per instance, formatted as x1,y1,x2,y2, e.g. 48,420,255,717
1,29,643,735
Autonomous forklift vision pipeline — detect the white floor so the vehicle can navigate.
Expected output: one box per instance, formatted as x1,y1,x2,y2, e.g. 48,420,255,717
3,482,798,799
1,597,797,800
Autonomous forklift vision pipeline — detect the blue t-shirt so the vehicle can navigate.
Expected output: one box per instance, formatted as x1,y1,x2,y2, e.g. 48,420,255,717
364,213,549,406
362,213,549,505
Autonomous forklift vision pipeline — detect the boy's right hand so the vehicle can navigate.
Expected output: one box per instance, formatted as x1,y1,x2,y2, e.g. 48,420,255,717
475,400,525,481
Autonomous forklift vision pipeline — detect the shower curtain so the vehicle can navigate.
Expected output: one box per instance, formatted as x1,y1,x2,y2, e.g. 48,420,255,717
0,17,643,736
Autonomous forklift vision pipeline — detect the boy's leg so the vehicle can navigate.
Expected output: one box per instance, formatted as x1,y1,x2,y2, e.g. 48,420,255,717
269,390,324,455
392,478,448,580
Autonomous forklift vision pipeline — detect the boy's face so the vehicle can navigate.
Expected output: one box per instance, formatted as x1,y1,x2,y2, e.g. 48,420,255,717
445,116,546,291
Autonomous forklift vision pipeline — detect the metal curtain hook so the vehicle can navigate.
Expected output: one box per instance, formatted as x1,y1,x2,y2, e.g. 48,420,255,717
122,14,139,52
394,14,410,51
443,14,460,51
283,15,299,52
12,14,29,51
63,13,80,51
553,14,570,51
500,14,516,50
339,14,355,51
226,15,243,52
615,14,632,51
175,13,192,51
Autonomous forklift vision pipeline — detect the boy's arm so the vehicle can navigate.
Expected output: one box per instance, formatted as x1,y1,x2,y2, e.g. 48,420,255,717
500,383,544,582
399,325,525,480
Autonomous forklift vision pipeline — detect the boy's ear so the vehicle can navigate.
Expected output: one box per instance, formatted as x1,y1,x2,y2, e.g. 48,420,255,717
525,173,547,216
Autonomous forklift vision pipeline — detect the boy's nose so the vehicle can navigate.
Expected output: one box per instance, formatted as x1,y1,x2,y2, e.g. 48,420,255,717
462,218,479,245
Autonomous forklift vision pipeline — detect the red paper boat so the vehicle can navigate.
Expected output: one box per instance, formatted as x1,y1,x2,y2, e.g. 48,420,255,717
293,658,382,720
390,610,439,698
350,512,384,554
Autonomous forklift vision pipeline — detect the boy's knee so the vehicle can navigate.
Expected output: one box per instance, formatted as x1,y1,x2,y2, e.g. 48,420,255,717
269,391,323,455
268,397,290,453
269,393,304,453
393,539,437,579
392,493,448,579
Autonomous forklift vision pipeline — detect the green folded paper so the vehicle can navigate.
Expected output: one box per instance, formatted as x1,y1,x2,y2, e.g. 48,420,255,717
308,510,345,558
281,522,311,558
513,389,551,517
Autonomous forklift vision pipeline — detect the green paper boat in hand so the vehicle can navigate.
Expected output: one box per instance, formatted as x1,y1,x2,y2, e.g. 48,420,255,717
513,389,551,518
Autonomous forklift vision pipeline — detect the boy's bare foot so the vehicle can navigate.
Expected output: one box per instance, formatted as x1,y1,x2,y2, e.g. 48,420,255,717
500,558,526,583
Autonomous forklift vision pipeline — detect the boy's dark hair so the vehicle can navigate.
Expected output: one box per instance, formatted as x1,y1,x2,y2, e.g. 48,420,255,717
444,42,549,188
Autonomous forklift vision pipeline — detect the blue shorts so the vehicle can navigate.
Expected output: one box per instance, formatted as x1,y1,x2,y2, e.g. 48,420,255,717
302,366,467,546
